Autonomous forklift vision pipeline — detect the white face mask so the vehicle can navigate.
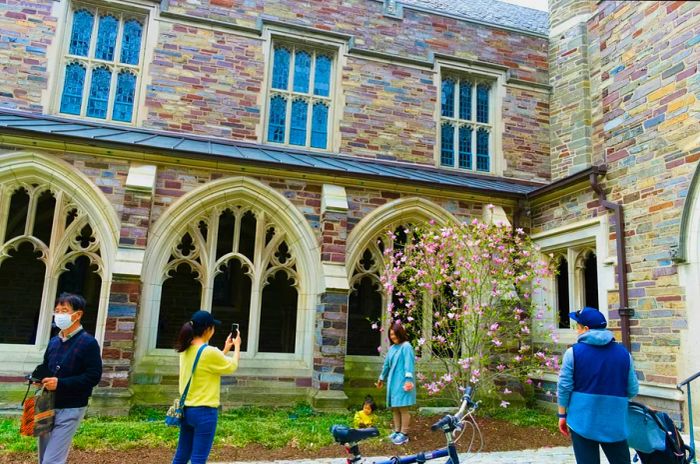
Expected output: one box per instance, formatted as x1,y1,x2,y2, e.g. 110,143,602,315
54,313,74,330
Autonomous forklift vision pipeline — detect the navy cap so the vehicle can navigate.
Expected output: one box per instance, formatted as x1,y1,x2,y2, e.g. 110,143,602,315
190,310,221,330
569,306,607,329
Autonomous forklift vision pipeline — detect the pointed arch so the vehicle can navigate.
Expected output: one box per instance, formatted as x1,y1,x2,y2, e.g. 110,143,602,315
346,197,458,276
137,176,321,367
344,197,457,356
0,150,117,362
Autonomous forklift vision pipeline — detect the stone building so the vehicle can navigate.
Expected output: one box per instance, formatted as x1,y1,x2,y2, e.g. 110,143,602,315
0,0,697,433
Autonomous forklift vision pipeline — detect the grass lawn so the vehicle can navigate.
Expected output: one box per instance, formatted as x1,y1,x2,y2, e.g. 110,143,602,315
0,403,557,454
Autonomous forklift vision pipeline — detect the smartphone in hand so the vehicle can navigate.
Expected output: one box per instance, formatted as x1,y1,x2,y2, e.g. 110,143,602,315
230,323,239,338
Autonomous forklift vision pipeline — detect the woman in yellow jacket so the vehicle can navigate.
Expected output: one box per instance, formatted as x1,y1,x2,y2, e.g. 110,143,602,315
172,310,241,464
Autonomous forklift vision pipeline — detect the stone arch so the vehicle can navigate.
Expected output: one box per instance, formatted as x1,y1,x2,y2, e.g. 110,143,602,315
677,165,700,436
136,176,322,366
344,197,458,356
345,197,458,276
0,150,118,351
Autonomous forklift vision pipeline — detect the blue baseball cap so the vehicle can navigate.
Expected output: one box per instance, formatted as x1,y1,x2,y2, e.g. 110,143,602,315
569,306,607,329
190,310,221,330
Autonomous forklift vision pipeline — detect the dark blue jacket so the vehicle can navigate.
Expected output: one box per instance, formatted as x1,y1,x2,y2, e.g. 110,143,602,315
38,329,103,409
557,329,639,442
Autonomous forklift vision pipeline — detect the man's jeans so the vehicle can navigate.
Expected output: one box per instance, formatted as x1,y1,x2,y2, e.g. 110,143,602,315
38,407,87,464
571,429,631,464
172,406,218,464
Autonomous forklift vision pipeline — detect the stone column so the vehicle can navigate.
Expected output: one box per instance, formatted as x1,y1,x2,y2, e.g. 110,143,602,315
311,185,350,409
92,164,156,415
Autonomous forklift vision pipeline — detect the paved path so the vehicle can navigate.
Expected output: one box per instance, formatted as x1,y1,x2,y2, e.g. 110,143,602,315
214,446,635,463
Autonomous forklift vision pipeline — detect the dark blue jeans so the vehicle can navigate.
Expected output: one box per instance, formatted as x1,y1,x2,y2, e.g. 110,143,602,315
570,429,631,464
172,406,218,464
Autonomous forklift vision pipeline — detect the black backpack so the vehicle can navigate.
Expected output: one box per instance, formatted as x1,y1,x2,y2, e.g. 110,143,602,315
628,402,695,464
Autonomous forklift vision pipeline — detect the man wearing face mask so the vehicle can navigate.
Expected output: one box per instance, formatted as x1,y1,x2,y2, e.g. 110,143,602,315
34,292,103,464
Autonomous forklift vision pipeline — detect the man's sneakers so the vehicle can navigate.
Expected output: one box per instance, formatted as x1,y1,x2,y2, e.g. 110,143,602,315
389,431,399,441
391,432,409,445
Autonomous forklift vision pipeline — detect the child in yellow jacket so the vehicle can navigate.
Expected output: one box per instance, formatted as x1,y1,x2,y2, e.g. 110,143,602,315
353,395,376,429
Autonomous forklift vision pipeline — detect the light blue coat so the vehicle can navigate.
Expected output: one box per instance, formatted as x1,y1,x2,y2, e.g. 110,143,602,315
379,342,416,408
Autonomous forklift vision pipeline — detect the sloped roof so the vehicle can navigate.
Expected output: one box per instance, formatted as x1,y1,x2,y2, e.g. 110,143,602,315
404,0,549,36
0,110,544,197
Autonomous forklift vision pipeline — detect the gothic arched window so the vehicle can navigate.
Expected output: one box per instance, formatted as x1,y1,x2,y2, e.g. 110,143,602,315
155,207,299,354
0,184,106,345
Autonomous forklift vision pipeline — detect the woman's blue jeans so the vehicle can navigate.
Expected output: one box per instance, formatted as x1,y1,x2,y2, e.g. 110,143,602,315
172,406,218,464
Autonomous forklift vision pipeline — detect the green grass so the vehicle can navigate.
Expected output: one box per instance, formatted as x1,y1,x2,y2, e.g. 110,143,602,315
0,403,554,454
477,404,557,432
0,404,393,453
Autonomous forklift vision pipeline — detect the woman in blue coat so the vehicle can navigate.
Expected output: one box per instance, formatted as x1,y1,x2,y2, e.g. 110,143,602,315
376,321,416,445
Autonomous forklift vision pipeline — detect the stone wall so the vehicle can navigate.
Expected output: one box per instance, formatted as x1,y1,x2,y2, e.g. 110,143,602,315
0,0,55,112
541,0,700,424
0,0,550,180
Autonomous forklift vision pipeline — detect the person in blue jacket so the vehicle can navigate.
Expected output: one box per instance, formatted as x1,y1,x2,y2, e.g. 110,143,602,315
557,306,639,464
376,321,416,445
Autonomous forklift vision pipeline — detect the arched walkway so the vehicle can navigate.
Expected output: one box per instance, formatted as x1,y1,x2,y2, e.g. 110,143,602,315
136,176,322,372
0,150,118,369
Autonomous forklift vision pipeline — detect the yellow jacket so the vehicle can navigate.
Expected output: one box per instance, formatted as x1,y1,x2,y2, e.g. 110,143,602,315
179,344,238,408
353,409,375,428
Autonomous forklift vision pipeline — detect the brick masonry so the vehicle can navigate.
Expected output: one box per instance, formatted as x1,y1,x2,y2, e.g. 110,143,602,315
535,0,700,423
0,0,697,419
0,0,550,180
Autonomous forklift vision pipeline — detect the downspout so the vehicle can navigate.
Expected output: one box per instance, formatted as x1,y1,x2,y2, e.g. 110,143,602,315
589,172,633,351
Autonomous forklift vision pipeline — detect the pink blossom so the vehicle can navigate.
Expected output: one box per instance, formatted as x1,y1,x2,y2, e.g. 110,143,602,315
500,401,510,408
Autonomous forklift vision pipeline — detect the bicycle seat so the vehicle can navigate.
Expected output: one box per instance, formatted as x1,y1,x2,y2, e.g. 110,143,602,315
330,425,379,443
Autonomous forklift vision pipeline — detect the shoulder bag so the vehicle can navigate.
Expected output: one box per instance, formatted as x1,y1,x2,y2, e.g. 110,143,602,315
165,344,207,427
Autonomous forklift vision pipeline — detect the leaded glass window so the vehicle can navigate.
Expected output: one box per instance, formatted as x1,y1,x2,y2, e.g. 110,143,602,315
267,44,334,150
439,75,493,172
59,6,145,123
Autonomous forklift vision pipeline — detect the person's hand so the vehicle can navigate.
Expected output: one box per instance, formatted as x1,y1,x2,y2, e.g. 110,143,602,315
232,330,241,350
403,381,414,392
42,377,58,391
223,333,235,354
558,417,570,437
375,380,383,389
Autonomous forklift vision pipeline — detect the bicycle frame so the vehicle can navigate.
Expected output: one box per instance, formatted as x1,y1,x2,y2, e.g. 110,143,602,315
334,388,476,464
341,429,461,464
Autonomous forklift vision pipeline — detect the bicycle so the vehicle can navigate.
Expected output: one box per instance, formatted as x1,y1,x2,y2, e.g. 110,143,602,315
331,387,482,464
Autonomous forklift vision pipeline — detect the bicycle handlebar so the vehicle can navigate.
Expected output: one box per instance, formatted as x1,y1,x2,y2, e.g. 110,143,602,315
430,386,475,432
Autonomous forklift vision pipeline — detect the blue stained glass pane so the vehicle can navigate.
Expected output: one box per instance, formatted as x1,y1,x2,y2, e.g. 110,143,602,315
441,79,454,117
310,103,328,149
95,15,118,61
293,51,311,93
477,84,490,123
290,100,308,146
440,123,454,166
87,67,112,119
458,126,472,169
459,81,472,120
69,10,94,56
113,72,136,122
272,47,290,90
476,128,489,171
313,55,331,97
59,63,86,115
267,95,287,143
120,20,143,65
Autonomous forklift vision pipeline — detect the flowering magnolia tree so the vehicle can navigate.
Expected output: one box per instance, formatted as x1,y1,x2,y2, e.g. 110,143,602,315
380,215,559,403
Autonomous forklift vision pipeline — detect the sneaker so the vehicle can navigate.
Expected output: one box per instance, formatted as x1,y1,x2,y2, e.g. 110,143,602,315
388,431,399,440
392,432,409,445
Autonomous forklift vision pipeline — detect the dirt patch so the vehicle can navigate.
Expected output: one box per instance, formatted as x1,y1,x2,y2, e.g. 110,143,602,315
0,415,569,463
